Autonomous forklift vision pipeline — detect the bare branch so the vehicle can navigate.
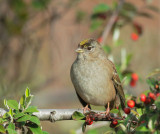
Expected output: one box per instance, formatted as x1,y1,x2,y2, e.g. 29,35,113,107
0,108,122,122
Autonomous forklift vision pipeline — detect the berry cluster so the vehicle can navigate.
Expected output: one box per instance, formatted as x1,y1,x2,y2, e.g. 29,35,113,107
85,116,93,125
85,112,96,125
83,78,160,133
140,92,160,104
130,73,139,87
110,78,160,128
110,119,118,128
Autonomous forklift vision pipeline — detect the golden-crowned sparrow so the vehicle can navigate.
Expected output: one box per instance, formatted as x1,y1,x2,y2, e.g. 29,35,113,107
70,39,125,114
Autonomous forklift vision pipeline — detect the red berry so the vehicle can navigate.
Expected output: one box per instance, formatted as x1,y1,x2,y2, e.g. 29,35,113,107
140,94,146,102
110,123,115,128
155,84,159,89
127,100,135,108
124,107,131,114
97,37,102,43
130,79,136,87
86,117,93,125
141,121,145,124
131,33,139,41
156,93,160,97
148,92,156,100
144,97,151,105
112,119,118,125
131,73,139,81
98,13,107,20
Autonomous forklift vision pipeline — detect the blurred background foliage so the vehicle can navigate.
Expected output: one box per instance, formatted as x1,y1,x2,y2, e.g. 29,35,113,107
0,0,159,133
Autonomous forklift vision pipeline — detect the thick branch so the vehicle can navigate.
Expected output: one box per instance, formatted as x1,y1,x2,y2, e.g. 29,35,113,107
0,108,121,122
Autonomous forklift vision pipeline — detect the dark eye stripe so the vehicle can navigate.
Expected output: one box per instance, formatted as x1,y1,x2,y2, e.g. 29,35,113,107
87,46,94,51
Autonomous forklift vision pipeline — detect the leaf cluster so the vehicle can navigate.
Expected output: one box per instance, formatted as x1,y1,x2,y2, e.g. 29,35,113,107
0,88,48,134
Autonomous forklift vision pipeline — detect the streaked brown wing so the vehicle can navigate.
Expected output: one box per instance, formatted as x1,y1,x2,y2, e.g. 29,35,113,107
108,60,126,109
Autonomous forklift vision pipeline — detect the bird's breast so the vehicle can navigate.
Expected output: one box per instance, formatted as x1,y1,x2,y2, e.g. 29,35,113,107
71,60,116,106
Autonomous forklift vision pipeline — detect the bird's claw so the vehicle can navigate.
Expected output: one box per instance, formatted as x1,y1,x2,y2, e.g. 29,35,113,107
82,105,91,114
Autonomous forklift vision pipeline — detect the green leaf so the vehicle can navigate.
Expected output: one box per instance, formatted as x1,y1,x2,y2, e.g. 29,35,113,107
117,130,125,134
25,87,30,97
123,2,137,12
114,39,123,46
143,89,150,96
146,68,160,78
123,114,132,126
102,45,111,54
147,5,160,13
87,129,98,134
17,115,31,122
11,0,26,14
29,116,40,125
90,19,103,31
25,95,34,109
25,106,39,113
7,123,16,134
82,122,86,133
110,109,119,114
0,124,5,133
148,118,153,131
32,0,50,10
28,126,43,134
4,99,8,109
72,111,85,120
106,131,116,134
9,108,13,117
136,108,142,116
126,54,132,66
26,96,33,105
14,113,25,119
137,12,152,18
93,3,110,14
7,123,15,130
155,96,160,108
119,124,126,132
20,95,26,108
42,131,49,134
76,10,86,23
17,115,40,125
131,110,139,117
7,100,19,110
3,112,10,118
0,118,4,123
136,125,149,132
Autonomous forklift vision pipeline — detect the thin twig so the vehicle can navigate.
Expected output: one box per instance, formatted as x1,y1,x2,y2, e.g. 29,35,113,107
101,0,125,45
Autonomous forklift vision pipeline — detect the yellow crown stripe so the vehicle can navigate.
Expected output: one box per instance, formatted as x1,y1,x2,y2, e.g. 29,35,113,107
80,39,89,46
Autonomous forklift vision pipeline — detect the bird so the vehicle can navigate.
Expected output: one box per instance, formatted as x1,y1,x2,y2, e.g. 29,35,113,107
70,39,125,115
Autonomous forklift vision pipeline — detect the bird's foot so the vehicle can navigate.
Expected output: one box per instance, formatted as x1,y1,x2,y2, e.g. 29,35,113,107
82,105,91,114
98,110,112,120
99,108,110,115
105,108,112,119
101,102,113,120
106,107,110,115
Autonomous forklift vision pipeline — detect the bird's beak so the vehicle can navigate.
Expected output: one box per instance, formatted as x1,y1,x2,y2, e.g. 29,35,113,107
75,48,84,53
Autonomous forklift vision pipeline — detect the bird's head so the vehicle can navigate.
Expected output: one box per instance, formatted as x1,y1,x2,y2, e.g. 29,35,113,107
76,39,104,59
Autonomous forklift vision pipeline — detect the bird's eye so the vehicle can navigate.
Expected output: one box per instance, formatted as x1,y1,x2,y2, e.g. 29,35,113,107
87,46,92,51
